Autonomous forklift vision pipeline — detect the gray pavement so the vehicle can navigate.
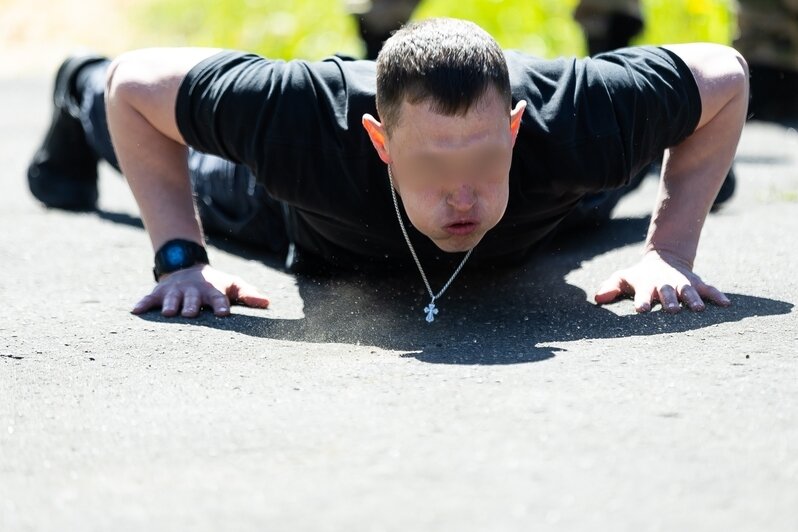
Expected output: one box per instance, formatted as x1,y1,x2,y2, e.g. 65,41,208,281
1,78,797,532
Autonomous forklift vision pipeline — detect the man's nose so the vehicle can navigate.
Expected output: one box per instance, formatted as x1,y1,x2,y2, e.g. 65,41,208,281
446,185,477,211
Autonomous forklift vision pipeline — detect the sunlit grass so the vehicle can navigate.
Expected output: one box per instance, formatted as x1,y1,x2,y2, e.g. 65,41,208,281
137,0,736,60
138,0,363,58
639,0,736,46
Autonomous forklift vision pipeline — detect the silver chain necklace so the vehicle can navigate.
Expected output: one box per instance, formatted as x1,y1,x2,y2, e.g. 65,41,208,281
387,166,473,323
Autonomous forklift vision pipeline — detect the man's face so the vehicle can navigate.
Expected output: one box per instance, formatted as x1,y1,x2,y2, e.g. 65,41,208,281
364,89,525,253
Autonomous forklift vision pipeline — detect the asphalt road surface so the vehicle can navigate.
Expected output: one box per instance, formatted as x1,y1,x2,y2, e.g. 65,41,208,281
1,77,797,532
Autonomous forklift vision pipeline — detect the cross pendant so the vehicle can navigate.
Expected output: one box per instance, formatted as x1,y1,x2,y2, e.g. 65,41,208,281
424,301,439,323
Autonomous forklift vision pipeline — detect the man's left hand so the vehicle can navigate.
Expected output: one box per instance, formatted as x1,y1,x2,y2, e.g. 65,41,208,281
594,250,731,313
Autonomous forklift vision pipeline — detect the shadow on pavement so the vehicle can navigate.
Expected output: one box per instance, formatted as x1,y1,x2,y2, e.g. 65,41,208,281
139,291,792,365
96,209,144,229
127,214,794,365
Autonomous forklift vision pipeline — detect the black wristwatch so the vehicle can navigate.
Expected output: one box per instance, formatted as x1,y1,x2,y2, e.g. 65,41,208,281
153,239,209,281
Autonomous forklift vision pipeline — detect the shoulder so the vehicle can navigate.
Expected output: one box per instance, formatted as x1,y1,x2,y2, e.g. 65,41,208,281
181,51,377,127
589,45,698,87
182,51,374,91
504,46,695,93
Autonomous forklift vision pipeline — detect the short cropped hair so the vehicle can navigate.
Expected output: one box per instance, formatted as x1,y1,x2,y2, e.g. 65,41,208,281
375,18,512,133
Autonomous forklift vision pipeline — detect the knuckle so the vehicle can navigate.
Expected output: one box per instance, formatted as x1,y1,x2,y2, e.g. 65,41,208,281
184,288,200,299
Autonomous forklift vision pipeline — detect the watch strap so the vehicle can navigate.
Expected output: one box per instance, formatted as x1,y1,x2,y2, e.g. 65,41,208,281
153,239,209,281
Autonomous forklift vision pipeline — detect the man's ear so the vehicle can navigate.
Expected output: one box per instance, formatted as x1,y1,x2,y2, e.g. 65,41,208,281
362,113,391,164
509,100,526,145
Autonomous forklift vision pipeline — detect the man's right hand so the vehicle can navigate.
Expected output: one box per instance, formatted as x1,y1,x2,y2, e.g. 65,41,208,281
106,48,246,319
132,264,270,318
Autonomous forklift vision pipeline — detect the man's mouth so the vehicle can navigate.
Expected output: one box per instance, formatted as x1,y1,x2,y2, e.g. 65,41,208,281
444,220,479,236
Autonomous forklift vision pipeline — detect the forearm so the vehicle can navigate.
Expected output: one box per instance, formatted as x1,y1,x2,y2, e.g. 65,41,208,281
644,126,738,266
645,44,749,266
104,48,220,251
107,101,202,249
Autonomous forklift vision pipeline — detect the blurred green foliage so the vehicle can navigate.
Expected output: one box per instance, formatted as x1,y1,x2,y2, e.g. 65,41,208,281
138,0,736,59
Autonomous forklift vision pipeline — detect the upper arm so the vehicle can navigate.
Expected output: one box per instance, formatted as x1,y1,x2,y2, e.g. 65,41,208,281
661,43,749,130
586,46,705,182
105,47,223,145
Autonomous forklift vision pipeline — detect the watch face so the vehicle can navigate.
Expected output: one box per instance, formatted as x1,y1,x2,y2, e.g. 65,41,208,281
154,240,207,281
165,245,188,267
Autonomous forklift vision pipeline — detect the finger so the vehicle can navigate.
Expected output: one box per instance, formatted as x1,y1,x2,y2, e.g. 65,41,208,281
594,272,627,305
206,292,231,317
181,288,202,318
229,281,270,309
696,283,732,307
657,285,681,313
633,287,653,313
132,293,159,315
161,290,183,317
678,284,705,312
237,292,270,308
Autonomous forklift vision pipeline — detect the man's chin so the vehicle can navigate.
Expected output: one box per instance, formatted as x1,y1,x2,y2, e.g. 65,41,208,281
432,232,485,253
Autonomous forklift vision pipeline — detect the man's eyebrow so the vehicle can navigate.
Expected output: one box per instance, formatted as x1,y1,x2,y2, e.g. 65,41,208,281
411,137,509,158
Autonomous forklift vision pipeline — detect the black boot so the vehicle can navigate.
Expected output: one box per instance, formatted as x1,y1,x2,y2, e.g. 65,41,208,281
747,63,798,125
27,54,107,211
561,163,737,231
711,166,736,212
587,12,644,56
355,15,400,60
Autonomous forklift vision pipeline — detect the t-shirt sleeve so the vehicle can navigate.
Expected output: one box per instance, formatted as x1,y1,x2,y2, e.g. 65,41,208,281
508,46,702,193
174,51,375,207
594,46,702,178
175,51,276,169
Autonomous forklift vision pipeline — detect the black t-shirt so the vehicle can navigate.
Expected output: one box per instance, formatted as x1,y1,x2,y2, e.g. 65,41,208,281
176,46,701,270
